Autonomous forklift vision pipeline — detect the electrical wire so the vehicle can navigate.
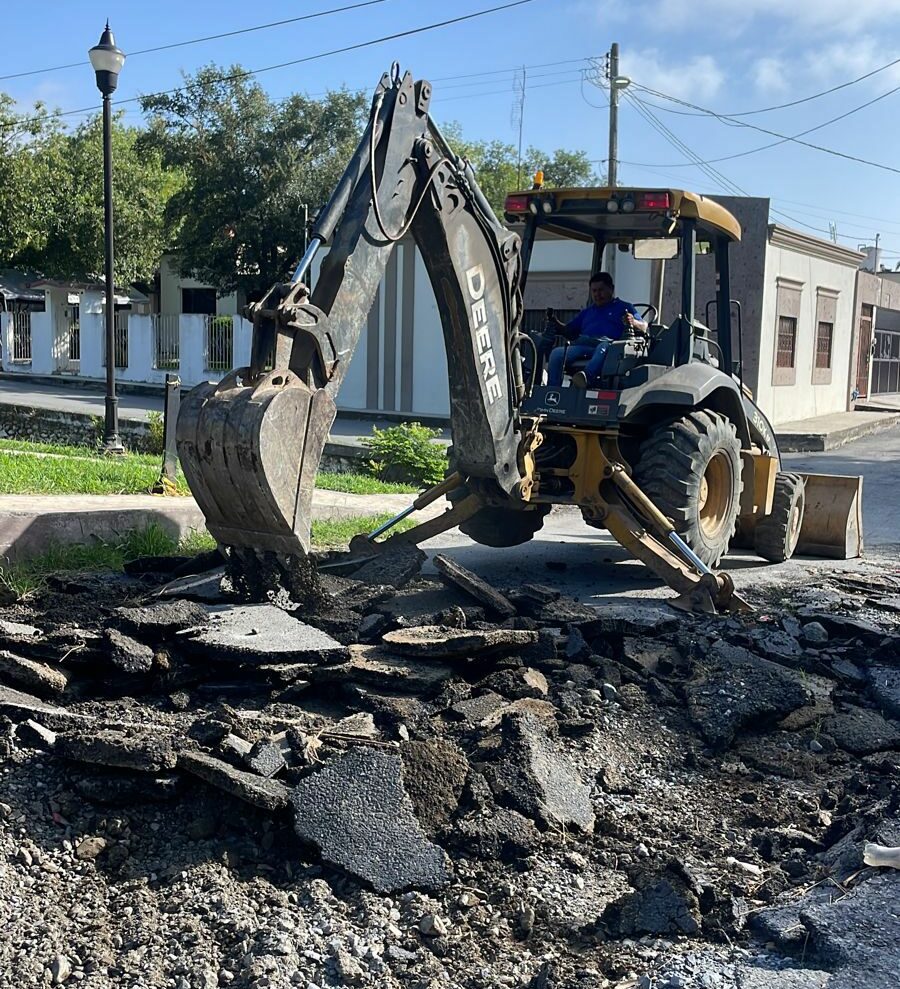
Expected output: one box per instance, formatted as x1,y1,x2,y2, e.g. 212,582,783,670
0,0,389,82
630,54,900,118
1,0,538,132
627,82,900,176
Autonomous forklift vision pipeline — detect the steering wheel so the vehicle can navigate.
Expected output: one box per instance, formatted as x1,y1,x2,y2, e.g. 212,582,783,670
634,303,659,325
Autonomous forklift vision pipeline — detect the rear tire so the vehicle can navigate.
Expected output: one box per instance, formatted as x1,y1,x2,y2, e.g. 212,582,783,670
754,472,805,563
634,410,743,568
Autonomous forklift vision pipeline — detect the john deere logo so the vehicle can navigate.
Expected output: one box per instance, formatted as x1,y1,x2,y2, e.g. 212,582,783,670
546,391,561,406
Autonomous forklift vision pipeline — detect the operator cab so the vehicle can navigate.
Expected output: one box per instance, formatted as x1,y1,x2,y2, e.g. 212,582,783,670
507,185,743,429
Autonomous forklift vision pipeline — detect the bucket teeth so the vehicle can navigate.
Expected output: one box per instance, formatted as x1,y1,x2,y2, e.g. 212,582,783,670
176,370,336,558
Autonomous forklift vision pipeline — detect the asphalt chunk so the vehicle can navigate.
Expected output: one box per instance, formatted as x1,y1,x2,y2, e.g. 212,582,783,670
0,650,70,696
178,751,292,812
290,747,450,893
183,604,348,665
57,729,179,772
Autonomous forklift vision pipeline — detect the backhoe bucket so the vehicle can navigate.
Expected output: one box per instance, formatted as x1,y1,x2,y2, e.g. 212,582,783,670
795,473,863,559
176,370,336,558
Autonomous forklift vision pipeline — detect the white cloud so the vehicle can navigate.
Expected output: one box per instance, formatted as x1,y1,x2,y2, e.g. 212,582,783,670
635,0,900,36
619,49,725,101
752,57,789,95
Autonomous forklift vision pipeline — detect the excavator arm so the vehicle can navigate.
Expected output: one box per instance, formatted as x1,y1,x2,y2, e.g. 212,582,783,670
177,67,529,560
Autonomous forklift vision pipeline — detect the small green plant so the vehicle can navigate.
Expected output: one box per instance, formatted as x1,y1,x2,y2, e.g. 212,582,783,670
364,422,447,488
146,410,165,455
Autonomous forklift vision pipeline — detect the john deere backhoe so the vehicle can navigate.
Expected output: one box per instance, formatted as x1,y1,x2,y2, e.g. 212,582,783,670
176,66,863,613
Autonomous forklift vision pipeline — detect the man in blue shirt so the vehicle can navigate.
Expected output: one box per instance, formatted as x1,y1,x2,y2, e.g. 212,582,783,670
541,272,647,386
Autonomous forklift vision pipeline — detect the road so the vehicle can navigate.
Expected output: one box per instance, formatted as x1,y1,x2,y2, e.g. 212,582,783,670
418,426,900,607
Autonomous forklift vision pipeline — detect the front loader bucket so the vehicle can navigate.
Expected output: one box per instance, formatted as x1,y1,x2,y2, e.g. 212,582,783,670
176,369,336,557
795,473,863,560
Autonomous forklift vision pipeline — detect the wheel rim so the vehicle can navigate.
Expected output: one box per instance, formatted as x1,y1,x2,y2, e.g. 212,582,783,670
786,498,803,551
698,451,734,541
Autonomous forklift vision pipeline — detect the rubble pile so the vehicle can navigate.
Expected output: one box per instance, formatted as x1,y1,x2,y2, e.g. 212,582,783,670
0,551,899,988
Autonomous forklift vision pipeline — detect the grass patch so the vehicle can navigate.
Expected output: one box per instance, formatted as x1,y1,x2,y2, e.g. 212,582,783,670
0,450,192,496
0,440,419,497
315,472,418,495
0,515,413,599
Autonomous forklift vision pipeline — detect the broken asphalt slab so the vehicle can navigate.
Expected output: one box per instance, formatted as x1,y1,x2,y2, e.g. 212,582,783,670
181,604,348,665
485,711,595,833
178,751,292,812
432,554,516,618
685,642,813,750
105,628,154,674
116,599,210,637
382,625,537,659
0,649,69,695
0,684,93,727
290,746,450,893
56,729,179,772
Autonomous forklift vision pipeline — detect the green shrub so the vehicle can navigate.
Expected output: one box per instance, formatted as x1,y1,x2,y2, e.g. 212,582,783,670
364,421,447,488
146,410,164,455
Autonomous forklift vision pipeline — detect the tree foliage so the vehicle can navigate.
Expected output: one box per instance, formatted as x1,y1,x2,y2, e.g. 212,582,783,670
0,96,176,284
139,65,367,298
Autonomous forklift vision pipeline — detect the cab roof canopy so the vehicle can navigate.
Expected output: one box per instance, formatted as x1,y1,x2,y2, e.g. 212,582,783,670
504,187,742,244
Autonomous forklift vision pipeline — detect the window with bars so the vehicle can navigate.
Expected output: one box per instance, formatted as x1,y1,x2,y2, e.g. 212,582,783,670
776,315,796,369
815,322,833,370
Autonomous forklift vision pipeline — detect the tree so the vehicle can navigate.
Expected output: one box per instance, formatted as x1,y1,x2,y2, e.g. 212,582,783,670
139,65,367,299
1,98,177,285
441,124,601,215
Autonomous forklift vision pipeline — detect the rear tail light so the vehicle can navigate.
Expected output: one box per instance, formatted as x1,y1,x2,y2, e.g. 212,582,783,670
638,192,671,210
504,195,529,212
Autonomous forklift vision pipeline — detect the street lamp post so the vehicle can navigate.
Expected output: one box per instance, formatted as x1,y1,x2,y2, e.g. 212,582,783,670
89,23,126,454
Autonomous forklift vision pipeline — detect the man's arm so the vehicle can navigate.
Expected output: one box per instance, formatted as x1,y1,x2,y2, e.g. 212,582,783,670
624,303,648,334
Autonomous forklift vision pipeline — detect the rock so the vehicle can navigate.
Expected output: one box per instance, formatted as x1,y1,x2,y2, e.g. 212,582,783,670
116,599,210,636
57,729,178,772
184,604,348,665
801,621,829,645
486,712,595,832
479,667,549,700
246,739,288,778
400,738,469,831
382,625,537,659
602,864,701,937
50,954,72,984
179,751,292,812
685,642,812,750
15,719,57,750
0,650,69,695
601,683,619,702
821,706,900,755
867,666,900,719
418,914,448,937
290,748,449,893
105,628,154,673
432,554,516,618
75,836,108,861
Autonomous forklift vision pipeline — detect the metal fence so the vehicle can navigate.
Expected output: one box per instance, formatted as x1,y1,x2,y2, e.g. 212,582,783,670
205,315,234,371
10,312,32,362
152,314,180,369
103,312,129,368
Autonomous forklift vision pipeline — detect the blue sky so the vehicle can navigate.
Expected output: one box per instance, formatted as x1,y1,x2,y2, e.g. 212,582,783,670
5,0,900,263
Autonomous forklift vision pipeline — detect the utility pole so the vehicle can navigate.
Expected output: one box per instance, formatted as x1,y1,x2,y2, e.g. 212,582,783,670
513,66,526,189
607,43,620,189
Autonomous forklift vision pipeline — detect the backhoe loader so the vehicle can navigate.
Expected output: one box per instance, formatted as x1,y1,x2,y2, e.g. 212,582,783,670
176,65,863,614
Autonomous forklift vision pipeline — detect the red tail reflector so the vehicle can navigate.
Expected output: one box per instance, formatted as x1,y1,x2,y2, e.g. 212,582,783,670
504,195,529,212
638,192,671,210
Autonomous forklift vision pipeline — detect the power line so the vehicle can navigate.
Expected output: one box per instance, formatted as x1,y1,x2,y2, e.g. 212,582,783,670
628,82,900,176
633,54,900,118
2,0,537,131
628,80,900,167
0,0,388,83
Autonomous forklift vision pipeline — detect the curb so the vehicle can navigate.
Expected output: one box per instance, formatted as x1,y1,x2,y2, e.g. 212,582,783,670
0,490,444,564
776,412,900,452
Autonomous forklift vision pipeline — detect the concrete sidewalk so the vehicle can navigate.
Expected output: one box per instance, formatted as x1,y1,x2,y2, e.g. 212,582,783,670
775,410,900,452
0,489,446,563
